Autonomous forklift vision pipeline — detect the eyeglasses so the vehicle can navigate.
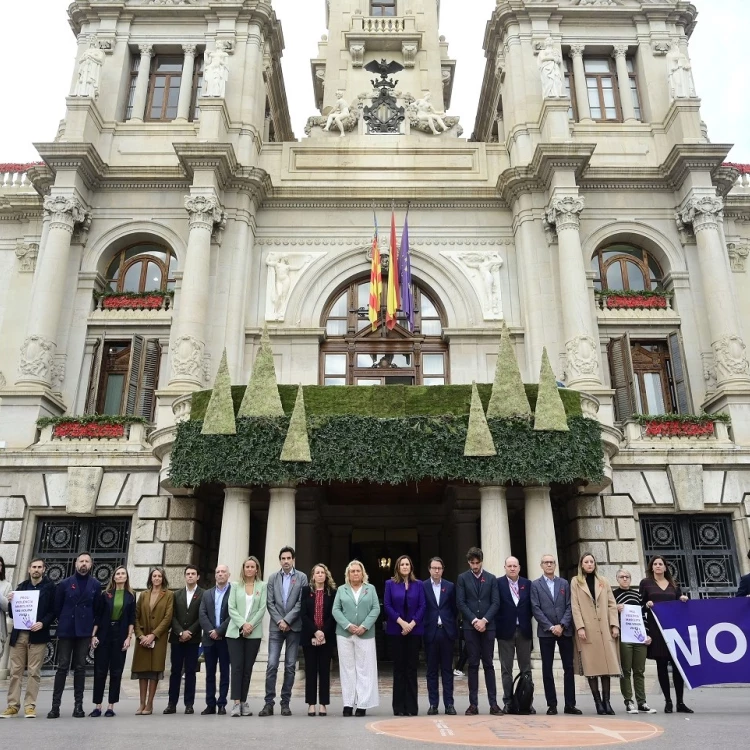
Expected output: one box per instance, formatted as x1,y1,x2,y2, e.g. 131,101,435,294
541,561,556,565
617,575,631,579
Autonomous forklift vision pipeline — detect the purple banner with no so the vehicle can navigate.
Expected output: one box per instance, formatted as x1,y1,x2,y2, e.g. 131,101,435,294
651,598,750,689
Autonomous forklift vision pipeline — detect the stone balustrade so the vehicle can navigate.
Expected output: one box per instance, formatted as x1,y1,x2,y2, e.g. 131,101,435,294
361,16,406,33
0,168,32,189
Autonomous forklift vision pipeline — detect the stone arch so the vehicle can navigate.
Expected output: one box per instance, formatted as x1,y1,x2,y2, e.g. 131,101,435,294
81,221,187,276
582,221,685,276
287,244,482,329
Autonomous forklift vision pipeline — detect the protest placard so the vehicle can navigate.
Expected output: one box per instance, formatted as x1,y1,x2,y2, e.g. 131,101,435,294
621,603,648,644
11,590,39,630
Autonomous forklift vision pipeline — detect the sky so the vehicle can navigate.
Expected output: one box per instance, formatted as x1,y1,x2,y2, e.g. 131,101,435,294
1,0,748,163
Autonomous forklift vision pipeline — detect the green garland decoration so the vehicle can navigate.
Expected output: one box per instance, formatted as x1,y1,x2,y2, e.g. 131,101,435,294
201,349,236,435
280,385,312,462
238,326,284,417
486,321,532,419
533,348,569,432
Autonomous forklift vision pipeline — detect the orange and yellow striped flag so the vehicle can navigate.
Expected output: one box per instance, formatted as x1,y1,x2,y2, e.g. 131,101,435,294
368,214,382,331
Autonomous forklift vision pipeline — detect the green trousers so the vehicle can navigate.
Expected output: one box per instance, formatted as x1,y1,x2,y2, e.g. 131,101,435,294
619,642,648,704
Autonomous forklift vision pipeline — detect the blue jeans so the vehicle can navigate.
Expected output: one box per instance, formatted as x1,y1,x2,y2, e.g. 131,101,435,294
264,629,300,706
203,639,230,708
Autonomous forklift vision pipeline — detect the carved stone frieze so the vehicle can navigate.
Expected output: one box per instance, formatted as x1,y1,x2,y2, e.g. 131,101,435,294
545,196,585,233
565,335,600,381
713,334,750,381
170,334,205,381
702,351,717,393
651,40,672,56
265,252,326,322
15,241,39,273
184,194,224,231
51,356,66,391
43,195,88,233
19,335,56,381
349,43,365,68
441,250,504,320
402,43,418,68
727,242,749,272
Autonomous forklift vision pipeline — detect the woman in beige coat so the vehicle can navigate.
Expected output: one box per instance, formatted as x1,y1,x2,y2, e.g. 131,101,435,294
571,553,621,716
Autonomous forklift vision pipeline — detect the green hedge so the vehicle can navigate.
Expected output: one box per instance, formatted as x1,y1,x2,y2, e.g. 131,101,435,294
189,384,583,421
170,414,603,488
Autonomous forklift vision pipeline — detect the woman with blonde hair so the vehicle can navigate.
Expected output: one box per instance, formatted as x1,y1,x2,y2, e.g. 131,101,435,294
332,560,380,716
385,554,426,716
301,563,337,716
226,556,266,717
571,553,620,715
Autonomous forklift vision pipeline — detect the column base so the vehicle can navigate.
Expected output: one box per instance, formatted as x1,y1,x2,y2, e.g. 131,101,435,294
0,386,66,448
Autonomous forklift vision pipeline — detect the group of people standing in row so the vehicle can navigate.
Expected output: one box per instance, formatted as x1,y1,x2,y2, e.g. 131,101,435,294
4,545,745,719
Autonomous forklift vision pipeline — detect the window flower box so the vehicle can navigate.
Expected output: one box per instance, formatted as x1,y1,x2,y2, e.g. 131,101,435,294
94,291,172,311
643,419,714,438
35,415,150,449
622,413,732,444
53,422,125,439
596,290,671,311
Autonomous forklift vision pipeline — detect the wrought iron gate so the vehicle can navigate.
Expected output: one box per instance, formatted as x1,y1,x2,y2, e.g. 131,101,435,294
33,517,131,668
640,514,740,598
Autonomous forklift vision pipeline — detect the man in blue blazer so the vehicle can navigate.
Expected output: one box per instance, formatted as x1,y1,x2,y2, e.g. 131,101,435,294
456,547,501,715
495,556,534,713
422,557,458,716
529,554,581,716
49,552,101,719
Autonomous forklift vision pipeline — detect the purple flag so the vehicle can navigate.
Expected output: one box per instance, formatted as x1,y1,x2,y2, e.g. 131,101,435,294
651,597,750,688
398,214,414,331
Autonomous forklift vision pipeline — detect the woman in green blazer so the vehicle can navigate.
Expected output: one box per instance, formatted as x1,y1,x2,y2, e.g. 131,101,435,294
332,560,380,716
226,556,266,717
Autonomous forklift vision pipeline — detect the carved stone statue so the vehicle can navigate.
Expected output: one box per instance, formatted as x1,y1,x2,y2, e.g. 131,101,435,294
441,250,504,320
414,93,448,135
668,49,697,100
72,39,105,99
265,253,323,321
537,37,564,98
203,42,230,98
323,91,351,137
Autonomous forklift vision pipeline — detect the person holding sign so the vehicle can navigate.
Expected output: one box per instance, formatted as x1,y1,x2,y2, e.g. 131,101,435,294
613,570,655,715
639,556,692,714
570,554,621,716
1,558,55,719
89,566,136,717
0,557,10,658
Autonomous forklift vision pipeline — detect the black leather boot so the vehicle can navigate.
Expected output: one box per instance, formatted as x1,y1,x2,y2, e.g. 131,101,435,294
588,677,606,715
601,677,616,715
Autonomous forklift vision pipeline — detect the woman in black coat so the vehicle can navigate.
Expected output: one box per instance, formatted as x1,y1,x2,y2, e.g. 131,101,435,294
301,564,337,716
90,566,136,716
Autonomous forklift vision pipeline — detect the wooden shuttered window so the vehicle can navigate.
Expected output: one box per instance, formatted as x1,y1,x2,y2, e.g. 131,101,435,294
667,331,691,415
88,337,161,420
608,334,636,422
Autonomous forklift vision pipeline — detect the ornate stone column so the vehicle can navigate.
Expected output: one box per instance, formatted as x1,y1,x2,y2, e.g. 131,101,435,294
612,45,637,122
569,45,592,122
479,485,511,577
17,195,89,387
175,44,197,122
263,484,297,578
678,195,750,386
128,44,153,123
524,486,557,578
546,195,602,389
169,193,224,390
217,487,251,581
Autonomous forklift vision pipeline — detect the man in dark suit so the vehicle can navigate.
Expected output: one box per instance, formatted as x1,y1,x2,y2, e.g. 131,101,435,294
530,554,581,716
456,546,501,716
737,550,750,596
422,557,458,716
198,564,231,715
164,565,204,715
49,551,101,719
496,556,534,713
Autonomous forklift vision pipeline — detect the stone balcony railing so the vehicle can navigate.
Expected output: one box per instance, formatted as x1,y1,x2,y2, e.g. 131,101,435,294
595,292,678,321
0,163,40,190
355,16,411,33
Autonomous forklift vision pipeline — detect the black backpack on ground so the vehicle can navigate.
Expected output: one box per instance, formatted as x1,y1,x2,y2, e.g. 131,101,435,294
509,672,534,714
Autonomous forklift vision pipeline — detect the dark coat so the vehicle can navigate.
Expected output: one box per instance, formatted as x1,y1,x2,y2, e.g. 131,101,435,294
384,579,427,636
198,585,231,646
737,573,750,597
456,569,500,630
169,586,204,644
54,574,102,639
300,586,336,642
94,589,136,644
495,575,533,641
9,577,56,647
421,578,458,642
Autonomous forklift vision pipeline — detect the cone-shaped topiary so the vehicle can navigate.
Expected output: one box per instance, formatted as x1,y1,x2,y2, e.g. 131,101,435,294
238,326,284,417
487,321,532,419
280,385,312,463
464,381,497,456
201,349,236,435
534,347,569,432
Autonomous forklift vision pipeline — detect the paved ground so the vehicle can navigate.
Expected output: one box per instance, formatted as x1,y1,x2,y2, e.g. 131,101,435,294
0,675,746,749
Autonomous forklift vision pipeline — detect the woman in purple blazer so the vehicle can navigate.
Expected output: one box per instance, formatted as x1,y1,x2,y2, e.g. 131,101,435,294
384,555,426,716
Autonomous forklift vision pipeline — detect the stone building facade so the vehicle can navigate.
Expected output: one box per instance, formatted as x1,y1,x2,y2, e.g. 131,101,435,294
0,0,749,669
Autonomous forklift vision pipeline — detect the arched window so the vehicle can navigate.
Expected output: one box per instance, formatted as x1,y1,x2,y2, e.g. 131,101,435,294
321,277,448,386
591,244,663,292
105,244,176,293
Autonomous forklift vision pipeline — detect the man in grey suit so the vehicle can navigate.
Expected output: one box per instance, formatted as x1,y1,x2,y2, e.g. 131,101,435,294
530,554,581,716
259,546,308,716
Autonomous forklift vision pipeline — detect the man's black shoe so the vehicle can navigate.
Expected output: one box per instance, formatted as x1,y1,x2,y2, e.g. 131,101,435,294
355,708,366,717
185,706,194,715
343,706,353,717
564,705,582,715
163,704,176,715
73,704,85,718
427,705,438,716
280,705,292,717
47,707,60,719
445,705,457,715
465,705,478,716
258,704,274,717
217,706,226,715
489,704,503,716
547,706,558,715
201,706,216,715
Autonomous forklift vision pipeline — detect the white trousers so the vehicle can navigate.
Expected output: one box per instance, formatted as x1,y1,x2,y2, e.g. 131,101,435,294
337,634,379,709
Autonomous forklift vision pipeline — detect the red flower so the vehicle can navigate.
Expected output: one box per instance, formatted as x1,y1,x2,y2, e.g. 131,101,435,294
481,578,486,584
71,585,76,590
53,422,125,439
644,419,714,438
102,294,166,310
441,588,446,593
520,586,525,590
